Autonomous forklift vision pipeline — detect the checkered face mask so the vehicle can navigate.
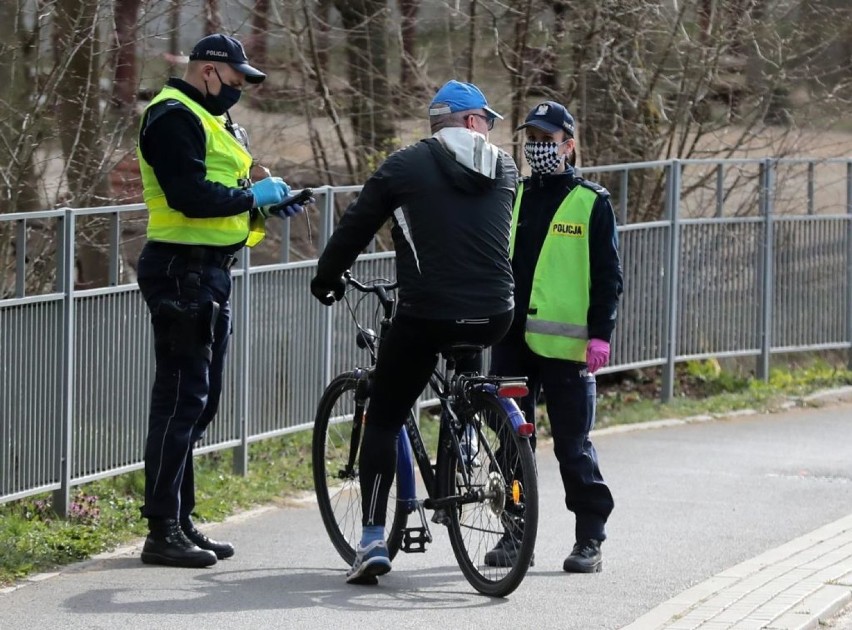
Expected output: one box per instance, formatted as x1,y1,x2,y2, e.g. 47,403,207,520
524,140,568,174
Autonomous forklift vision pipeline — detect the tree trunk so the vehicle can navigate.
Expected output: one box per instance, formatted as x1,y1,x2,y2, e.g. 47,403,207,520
54,0,113,288
204,0,221,35
464,0,477,83
535,0,567,96
315,0,332,74
509,0,533,166
247,0,270,70
0,1,43,215
111,0,142,110
398,0,419,91
332,0,395,180
168,0,180,75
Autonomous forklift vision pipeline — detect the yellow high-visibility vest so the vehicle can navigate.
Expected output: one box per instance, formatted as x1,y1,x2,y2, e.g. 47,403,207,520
138,86,265,247
510,182,597,361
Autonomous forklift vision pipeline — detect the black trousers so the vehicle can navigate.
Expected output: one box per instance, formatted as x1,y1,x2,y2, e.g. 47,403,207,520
490,328,614,542
136,242,234,523
359,310,513,527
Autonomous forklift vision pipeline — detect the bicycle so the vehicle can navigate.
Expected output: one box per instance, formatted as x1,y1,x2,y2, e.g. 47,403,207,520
312,273,538,597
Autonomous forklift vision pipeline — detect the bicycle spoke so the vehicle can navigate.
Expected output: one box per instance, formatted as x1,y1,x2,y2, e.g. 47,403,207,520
442,390,538,596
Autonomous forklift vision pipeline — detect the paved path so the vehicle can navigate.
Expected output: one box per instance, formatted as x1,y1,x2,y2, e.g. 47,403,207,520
624,514,852,629
1,399,851,629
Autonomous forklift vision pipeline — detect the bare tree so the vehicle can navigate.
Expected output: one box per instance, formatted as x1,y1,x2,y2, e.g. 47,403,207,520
204,0,222,35
111,0,142,111
398,0,420,92
167,0,181,75
0,1,44,216
54,0,114,287
314,0,333,75
332,0,396,178
246,0,270,71
2,0,851,284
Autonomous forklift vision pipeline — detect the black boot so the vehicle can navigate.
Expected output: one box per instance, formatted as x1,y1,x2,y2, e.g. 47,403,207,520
181,518,235,560
483,528,535,568
141,518,217,568
563,538,602,573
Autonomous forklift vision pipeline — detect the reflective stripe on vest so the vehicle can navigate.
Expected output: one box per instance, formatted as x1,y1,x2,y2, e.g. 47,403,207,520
526,319,588,339
138,86,265,248
510,181,597,361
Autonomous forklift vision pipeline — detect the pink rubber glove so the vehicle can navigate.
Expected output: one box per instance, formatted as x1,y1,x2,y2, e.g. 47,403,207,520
585,339,610,374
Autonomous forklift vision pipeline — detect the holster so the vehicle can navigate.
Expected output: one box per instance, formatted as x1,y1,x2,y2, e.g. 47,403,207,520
155,250,220,361
156,299,219,361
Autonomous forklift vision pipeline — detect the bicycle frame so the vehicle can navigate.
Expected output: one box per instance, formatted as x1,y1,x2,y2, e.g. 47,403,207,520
396,369,532,513
342,275,532,518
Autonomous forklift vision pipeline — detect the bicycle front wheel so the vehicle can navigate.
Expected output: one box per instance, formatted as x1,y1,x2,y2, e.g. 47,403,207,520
439,390,538,597
312,370,408,565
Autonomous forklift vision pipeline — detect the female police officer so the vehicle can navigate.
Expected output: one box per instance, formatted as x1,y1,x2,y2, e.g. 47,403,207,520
486,101,623,574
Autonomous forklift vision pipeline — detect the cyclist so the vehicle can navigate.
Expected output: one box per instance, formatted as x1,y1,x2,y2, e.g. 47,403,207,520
486,101,622,573
310,80,518,584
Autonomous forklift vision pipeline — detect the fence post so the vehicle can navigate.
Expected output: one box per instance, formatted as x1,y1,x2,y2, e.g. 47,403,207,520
756,158,774,381
232,248,251,476
847,160,852,370
53,208,75,517
320,187,335,386
661,160,681,403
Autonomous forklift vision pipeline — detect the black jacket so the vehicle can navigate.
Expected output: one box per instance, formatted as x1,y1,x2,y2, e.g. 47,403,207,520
138,78,255,224
317,137,518,319
511,167,623,342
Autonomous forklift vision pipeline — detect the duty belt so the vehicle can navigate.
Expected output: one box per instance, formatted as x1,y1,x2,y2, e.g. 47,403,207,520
147,241,239,270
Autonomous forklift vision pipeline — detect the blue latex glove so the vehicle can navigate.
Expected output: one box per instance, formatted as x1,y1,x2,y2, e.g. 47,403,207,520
250,177,291,208
274,203,305,218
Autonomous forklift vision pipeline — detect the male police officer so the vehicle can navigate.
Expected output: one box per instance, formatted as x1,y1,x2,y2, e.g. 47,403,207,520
136,34,300,567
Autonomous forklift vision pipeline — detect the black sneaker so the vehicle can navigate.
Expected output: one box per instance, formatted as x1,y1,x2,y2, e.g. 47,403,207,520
141,519,217,568
181,520,235,560
563,538,602,573
483,531,535,568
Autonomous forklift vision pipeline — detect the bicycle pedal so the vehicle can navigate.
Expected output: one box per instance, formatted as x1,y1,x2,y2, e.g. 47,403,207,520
401,527,432,553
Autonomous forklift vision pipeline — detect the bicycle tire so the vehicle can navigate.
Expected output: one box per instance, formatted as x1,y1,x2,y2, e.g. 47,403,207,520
312,370,408,565
439,390,538,597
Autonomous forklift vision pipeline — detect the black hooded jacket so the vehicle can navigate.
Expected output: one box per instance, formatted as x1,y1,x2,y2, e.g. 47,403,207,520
317,137,518,319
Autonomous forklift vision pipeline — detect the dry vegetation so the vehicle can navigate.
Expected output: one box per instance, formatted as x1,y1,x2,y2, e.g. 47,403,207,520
1,0,851,291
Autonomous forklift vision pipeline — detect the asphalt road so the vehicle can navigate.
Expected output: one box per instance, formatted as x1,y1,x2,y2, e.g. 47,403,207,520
2,402,851,630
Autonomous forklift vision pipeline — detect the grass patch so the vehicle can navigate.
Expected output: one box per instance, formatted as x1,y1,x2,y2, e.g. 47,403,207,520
2,356,851,587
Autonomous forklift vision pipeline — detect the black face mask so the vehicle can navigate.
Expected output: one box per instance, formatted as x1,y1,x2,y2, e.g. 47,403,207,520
203,67,242,115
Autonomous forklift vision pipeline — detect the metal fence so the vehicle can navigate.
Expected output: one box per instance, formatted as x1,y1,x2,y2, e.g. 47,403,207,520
1,157,850,514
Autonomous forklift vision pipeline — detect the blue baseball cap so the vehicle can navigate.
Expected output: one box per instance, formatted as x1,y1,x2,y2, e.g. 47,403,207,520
189,34,266,84
428,80,503,120
517,101,575,137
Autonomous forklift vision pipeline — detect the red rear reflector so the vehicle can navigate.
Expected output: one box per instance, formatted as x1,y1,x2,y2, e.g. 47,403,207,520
497,384,529,398
517,422,535,438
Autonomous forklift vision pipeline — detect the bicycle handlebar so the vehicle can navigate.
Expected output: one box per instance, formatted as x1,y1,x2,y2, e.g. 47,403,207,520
342,271,398,317
344,271,398,294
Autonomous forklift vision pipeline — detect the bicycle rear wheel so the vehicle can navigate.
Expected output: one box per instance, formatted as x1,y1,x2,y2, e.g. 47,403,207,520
439,390,538,597
312,370,408,565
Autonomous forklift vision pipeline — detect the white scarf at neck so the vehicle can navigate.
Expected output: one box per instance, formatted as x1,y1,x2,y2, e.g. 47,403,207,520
432,127,499,179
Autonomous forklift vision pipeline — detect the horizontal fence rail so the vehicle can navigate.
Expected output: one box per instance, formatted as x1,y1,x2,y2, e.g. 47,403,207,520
1,157,850,513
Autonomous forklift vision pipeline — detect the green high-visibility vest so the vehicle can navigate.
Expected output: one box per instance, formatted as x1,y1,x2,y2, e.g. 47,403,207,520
138,86,265,247
510,182,597,361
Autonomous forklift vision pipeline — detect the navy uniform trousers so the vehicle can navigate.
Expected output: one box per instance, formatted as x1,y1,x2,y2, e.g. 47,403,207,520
136,241,233,523
490,328,614,542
